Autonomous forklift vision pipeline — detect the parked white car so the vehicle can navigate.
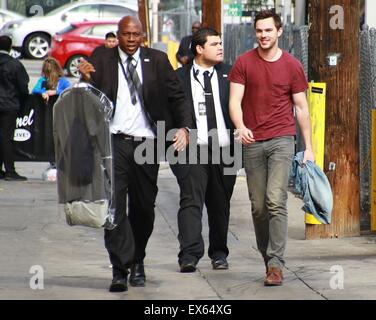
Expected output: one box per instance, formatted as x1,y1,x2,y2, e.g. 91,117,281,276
0,0,137,59
0,8,24,30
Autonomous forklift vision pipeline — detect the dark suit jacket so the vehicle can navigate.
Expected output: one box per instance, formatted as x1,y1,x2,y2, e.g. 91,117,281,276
171,63,236,179
176,35,194,65
88,46,192,132
176,62,235,137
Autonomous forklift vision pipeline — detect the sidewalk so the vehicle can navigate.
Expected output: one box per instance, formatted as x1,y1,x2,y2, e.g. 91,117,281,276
0,162,376,300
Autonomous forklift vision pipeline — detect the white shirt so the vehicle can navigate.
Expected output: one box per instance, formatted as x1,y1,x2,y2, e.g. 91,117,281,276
191,61,231,147
110,47,155,138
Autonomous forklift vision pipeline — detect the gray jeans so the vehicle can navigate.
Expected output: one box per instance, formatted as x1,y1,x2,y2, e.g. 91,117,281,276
243,136,295,269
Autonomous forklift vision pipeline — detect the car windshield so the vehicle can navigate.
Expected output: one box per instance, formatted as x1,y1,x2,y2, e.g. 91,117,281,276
45,3,74,16
56,24,77,35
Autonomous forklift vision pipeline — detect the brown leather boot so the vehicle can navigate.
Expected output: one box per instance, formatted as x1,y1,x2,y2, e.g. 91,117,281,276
264,267,283,286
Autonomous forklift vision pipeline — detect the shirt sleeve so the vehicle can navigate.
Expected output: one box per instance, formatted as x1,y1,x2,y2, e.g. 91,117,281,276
291,61,308,94
56,77,71,95
32,77,46,95
229,56,246,85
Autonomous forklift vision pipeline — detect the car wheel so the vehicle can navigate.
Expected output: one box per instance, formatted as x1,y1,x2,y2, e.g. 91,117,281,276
24,33,50,59
66,55,87,78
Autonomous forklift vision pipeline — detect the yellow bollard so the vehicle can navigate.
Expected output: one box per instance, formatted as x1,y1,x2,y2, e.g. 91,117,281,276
305,83,327,225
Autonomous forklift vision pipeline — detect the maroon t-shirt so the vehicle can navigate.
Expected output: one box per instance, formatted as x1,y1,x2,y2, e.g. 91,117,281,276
229,49,308,141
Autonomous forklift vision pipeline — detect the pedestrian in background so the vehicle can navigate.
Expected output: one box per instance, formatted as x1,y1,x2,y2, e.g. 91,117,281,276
91,31,118,57
32,57,70,171
176,21,202,66
229,10,314,286
0,35,29,181
32,57,70,102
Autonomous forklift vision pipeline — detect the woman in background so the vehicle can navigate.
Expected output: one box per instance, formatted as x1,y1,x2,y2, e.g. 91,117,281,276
32,57,70,173
32,57,70,101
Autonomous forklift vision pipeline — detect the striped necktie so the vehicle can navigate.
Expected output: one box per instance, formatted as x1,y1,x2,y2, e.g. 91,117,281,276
126,55,143,105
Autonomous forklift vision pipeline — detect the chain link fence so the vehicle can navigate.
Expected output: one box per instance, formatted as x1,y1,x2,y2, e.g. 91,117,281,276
360,27,376,230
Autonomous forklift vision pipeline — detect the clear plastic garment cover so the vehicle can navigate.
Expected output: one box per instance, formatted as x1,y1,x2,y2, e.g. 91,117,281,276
53,82,117,230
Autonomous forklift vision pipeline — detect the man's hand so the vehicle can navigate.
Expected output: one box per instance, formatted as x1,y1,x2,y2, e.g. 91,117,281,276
173,128,189,152
79,58,95,81
303,149,315,164
234,128,256,145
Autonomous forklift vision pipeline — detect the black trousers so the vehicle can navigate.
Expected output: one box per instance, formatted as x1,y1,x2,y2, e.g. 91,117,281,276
104,135,159,277
170,147,237,264
0,111,17,173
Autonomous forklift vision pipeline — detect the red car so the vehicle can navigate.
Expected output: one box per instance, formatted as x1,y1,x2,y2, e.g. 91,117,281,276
49,20,118,77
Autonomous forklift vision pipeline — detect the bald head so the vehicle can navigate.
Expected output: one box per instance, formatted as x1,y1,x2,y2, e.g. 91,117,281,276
192,21,202,34
117,15,144,55
118,15,143,32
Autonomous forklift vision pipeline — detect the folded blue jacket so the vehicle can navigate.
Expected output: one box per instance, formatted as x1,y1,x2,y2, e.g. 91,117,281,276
290,152,333,224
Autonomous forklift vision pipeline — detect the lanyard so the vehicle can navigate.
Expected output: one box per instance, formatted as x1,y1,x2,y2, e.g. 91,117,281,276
193,67,214,92
118,55,139,83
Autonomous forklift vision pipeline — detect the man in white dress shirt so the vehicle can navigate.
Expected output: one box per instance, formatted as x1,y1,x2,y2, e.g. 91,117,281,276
172,28,239,272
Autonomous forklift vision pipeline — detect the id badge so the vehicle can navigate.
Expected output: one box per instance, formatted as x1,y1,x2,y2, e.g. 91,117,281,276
198,101,206,116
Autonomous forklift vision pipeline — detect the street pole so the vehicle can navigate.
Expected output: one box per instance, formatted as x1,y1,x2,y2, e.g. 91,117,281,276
151,0,159,44
138,0,151,46
295,0,306,26
365,0,376,28
307,0,360,239
202,0,221,33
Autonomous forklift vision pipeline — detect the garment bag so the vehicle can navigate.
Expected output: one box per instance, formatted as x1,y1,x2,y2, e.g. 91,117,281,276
53,83,116,229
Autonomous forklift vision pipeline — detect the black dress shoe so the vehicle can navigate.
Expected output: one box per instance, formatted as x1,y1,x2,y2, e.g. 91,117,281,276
109,276,128,292
180,260,197,273
4,172,27,181
129,263,146,287
211,257,229,270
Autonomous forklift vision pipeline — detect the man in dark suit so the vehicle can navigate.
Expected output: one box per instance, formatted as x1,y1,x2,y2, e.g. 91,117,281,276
171,28,238,272
176,21,202,66
79,16,191,292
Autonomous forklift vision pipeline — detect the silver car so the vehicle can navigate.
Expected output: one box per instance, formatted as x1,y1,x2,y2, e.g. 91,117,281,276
0,8,24,30
0,0,137,59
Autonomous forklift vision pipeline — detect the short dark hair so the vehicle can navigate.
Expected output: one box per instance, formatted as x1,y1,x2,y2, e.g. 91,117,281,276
0,35,12,52
254,9,282,30
105,32,116,39
191,27,220,56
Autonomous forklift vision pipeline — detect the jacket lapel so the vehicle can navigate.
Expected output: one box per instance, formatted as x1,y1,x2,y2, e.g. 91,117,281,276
181,65,197,126
110,48,119,104
215,64,230,125
140,47,151,103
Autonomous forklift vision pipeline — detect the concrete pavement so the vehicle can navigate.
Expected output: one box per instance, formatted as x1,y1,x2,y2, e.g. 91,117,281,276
1,162,376,300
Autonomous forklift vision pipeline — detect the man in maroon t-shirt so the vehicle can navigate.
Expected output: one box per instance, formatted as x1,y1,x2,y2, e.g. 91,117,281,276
229,10,314,287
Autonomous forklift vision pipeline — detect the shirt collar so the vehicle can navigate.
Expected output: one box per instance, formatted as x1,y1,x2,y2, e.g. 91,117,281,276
118,47,141,64
192,60,214,77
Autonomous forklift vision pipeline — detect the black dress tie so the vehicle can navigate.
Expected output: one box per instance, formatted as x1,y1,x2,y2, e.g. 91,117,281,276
203,71,219,150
